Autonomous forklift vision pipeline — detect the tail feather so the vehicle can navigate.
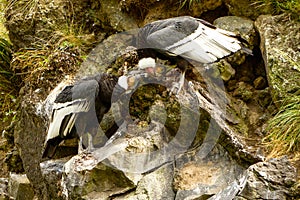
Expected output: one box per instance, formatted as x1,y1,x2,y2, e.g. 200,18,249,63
241,46,253,55
46,99,91,142
42,137,62,158
43,99,91,159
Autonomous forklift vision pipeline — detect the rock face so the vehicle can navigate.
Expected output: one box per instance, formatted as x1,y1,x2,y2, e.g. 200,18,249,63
214,16,258,48
223,0,273,20
62,157,136,199
239,157,298,199
8,173,34,200
14,99,49,200
79,32,136,76
40,159,68,200
174,145,245,199
3,0,300,198
255,14,300,104
5,0,138,49
141,0,223,25
0,178,9,200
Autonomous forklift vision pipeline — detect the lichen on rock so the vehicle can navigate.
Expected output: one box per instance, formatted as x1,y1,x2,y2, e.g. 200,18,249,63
255,14,300,104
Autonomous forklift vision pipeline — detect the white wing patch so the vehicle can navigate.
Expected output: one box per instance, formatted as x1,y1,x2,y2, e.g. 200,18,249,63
45,99,91,142
166,22,242,63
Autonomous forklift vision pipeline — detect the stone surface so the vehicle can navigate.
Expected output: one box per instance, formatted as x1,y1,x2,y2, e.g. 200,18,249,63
238,157,298,199
143,0,223,25
223,0,273,20
4,0,137,50
61,152,135,199
8,173,34,200
5,0,65,49
5,147,24,174
174,144,245,199
255,14,300,104
217,60,236,81
14,97,50,200
214,16,258,48
115,164,175,200
7,4,300,198
100,0,138,32
40,159,68,200
79,32,136,76
233,82,254,102
253,76,267,90
0,178,9,200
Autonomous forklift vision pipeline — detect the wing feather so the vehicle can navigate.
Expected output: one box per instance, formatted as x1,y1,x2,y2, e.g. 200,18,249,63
167,21,244,63
45,99,91,142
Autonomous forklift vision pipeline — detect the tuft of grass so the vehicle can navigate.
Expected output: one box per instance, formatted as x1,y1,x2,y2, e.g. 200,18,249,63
11,46,83,90
263,95,300,157
5,0,39,18
178,0,201,9
0,38,14,94
0,38,12,72
0,37,18,125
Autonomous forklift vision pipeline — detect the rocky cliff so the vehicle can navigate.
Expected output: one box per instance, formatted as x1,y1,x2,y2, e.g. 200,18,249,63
0,0,299,199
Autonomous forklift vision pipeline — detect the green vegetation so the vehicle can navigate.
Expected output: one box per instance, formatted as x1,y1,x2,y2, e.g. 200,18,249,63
0,38,12,79
179,0,201,9
254,0,300,19
0,37,16,124
264,95,300,157
0,0,90,126
0,0,16,132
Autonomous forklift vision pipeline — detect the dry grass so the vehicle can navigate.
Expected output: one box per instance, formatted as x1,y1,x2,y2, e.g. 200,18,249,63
178,0,201,9
0,0,8,39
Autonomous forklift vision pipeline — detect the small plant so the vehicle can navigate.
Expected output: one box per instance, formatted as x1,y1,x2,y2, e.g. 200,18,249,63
253,0,300,20
0,37,18,126
263,95,300,157
0,38,14,93
179,0,201,9
5,0,39,19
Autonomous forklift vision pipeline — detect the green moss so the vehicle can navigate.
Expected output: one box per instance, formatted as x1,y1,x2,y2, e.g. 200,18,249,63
253,0,300,20
267,48,300,102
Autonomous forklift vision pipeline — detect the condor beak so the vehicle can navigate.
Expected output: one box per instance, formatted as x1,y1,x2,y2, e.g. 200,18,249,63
145,67,155,75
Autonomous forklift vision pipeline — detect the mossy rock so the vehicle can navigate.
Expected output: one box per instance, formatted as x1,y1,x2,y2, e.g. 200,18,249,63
255,14,300,104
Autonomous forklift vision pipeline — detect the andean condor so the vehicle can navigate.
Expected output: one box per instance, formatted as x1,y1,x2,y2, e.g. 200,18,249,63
42,73,125,158
42,16,252,158
136,16,252,92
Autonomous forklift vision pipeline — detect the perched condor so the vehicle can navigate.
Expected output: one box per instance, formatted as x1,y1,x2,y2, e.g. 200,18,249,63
43,16,252,158
42,73,125,159
137,16,252,91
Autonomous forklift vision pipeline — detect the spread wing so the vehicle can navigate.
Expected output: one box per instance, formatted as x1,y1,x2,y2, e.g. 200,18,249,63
139,16,251,63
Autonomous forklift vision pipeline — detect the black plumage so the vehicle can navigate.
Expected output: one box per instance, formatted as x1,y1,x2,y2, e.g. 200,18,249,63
137,16,251,63
42,73,120,158
136,16,252,92
43,16,253,158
